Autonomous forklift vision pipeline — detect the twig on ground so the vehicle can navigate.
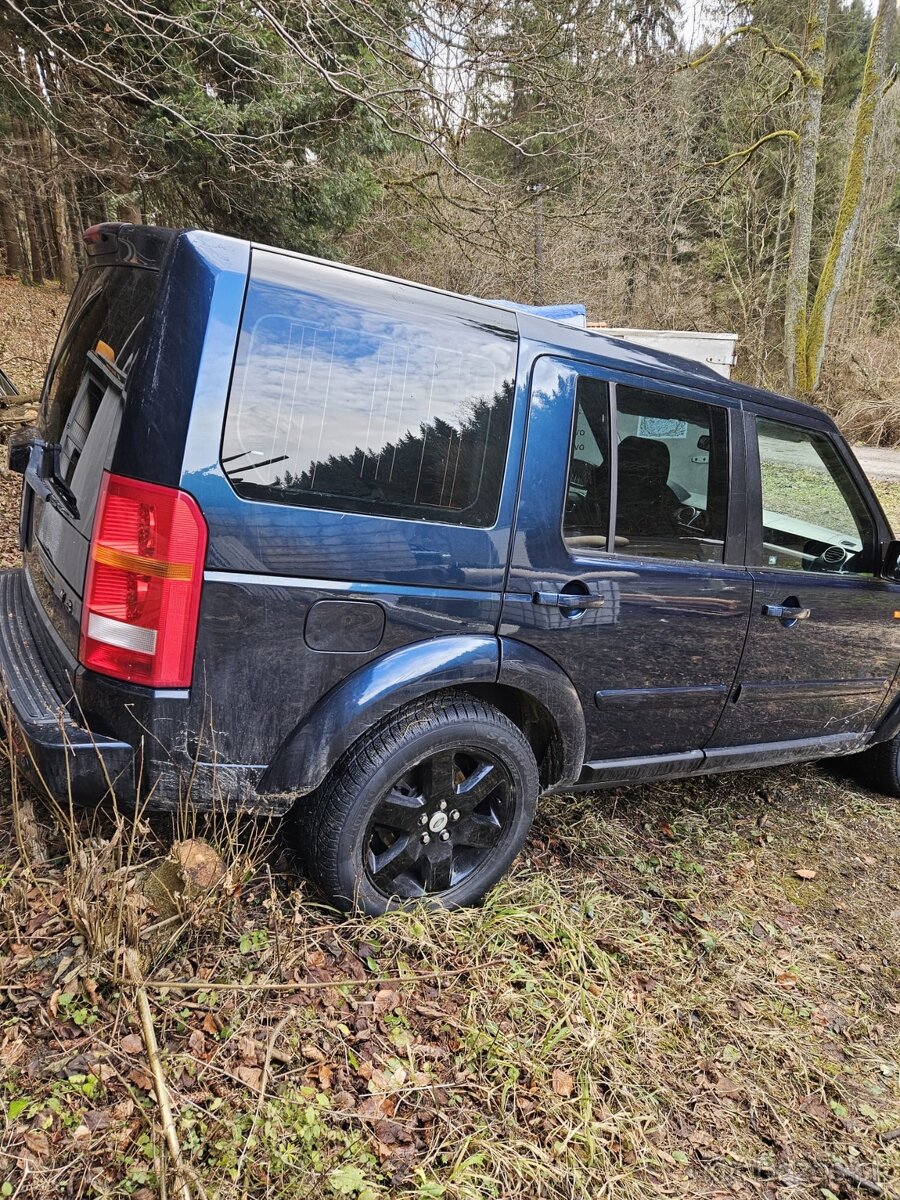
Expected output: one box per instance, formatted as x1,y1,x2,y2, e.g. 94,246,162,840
827,1161,899,1199
125,959,504,993
881,1129,900,1144
124,947,207,1200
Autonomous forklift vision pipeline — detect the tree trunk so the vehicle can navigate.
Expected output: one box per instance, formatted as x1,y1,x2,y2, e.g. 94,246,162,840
783,0,828,394
804,0,897,392
21,182,44,285
25,134,57,280
0,190,25,276
42,128,76,291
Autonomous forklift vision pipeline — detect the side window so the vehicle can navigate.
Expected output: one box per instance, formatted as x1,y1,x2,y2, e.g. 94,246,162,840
222,256,518,527
614,385,729,563
754,418,876,575
563,377,611,551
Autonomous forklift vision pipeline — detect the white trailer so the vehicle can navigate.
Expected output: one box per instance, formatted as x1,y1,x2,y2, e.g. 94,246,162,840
590,327,738,379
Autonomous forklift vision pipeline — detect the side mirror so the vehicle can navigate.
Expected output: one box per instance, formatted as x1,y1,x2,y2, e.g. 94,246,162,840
7,427,37,475
882,539,900,581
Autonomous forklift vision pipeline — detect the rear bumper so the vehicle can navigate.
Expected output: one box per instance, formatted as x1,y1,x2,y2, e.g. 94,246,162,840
0,569,135,802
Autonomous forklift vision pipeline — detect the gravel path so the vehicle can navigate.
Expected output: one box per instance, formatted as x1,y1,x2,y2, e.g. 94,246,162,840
853,445,900,482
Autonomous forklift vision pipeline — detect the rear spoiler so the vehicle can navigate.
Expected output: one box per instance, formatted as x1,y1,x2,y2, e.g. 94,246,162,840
83,223,183,270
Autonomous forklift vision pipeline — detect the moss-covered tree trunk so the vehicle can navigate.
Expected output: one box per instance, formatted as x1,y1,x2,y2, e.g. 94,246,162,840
783,0,828,394
803,0,897,393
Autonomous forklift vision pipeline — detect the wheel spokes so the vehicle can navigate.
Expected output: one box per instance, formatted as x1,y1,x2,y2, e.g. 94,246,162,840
421,750,458,806
454,760,501,813
453,812,503,850
375,788,427,834
366,746,513,899
368,835,420,893
422,841,454,891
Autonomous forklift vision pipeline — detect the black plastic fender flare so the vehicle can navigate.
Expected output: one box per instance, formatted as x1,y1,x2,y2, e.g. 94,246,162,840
258,634,585,796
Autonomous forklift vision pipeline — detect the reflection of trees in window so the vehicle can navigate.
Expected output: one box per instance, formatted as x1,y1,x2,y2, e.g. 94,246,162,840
237,381,513,526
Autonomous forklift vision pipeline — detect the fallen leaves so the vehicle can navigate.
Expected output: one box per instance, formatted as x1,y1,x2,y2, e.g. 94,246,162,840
551,1068,575,1097
234,1065,263,1090
794,868,818,880
373,988,401,1016
126,1067,154,1093
22,1129,50,1157
120,1033,143,1055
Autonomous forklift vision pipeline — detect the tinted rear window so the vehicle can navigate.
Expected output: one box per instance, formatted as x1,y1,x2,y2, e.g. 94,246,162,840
41,266,159,480
222,254,518,527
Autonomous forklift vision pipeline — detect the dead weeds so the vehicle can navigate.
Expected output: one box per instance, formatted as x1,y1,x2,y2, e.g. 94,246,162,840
1,747,898,1200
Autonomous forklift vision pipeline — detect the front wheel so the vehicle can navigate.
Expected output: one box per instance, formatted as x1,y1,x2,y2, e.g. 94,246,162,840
852,734,900,798
289,693,540,913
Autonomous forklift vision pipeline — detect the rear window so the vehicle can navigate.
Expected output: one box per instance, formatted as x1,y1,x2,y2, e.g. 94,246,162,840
222,254,518,527
41,266,159,481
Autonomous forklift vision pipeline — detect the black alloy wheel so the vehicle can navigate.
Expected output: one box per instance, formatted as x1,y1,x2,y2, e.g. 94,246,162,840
365,748,512,899
291,693,540,913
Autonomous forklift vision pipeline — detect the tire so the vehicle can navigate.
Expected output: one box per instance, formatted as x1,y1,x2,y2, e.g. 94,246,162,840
288,692,540,914
853,735,900,797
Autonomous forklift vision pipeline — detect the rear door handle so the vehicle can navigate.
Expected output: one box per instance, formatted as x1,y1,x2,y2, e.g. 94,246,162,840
533,590,605,610
762,604,811,620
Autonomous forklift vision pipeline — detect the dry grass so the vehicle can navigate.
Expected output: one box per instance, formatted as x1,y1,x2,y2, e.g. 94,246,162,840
819,327,900,449
1,753,899,1200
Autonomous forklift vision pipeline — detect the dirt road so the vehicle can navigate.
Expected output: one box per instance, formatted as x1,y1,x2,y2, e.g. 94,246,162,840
854,444,900,481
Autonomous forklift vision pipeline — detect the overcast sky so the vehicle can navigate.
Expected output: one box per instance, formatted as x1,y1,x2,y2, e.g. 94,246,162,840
679,0,880,52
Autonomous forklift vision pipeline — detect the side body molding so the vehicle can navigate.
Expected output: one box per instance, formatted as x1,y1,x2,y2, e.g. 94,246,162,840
498,637,585,787
258,636,500,795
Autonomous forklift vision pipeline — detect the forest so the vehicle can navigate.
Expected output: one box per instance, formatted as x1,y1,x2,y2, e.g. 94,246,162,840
0,0,898,430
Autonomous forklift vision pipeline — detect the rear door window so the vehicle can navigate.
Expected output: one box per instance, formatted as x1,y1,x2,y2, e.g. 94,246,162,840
561,378,731,562
563,376,611,552
41,267,159,484
614,385,729,562
222,255,518,527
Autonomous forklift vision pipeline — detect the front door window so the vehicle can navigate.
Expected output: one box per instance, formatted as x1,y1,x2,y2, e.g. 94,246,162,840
753,419,876,575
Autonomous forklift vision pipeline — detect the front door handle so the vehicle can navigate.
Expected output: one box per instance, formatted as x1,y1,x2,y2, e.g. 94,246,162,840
762,604,811,621
533,590,605,610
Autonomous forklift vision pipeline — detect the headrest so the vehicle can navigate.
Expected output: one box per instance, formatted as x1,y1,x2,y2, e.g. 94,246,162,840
618,436,671,483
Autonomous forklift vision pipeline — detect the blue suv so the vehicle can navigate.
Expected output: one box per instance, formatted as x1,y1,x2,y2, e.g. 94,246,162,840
5,223,900,913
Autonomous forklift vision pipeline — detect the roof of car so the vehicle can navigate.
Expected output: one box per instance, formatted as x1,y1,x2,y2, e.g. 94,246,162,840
512,310,828,423
99,225,827,429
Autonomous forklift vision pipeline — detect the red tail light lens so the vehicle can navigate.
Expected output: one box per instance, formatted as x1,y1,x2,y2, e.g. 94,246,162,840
80,473,207,688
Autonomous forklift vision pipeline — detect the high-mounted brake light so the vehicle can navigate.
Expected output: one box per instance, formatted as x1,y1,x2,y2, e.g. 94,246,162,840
79,473,207,688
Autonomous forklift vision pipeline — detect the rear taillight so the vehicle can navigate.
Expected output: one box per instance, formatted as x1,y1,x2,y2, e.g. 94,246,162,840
80,472,207,688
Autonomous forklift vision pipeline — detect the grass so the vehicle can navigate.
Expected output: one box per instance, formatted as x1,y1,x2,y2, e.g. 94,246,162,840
874,480,900,533
1,758,899,1199
761,462,900,538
